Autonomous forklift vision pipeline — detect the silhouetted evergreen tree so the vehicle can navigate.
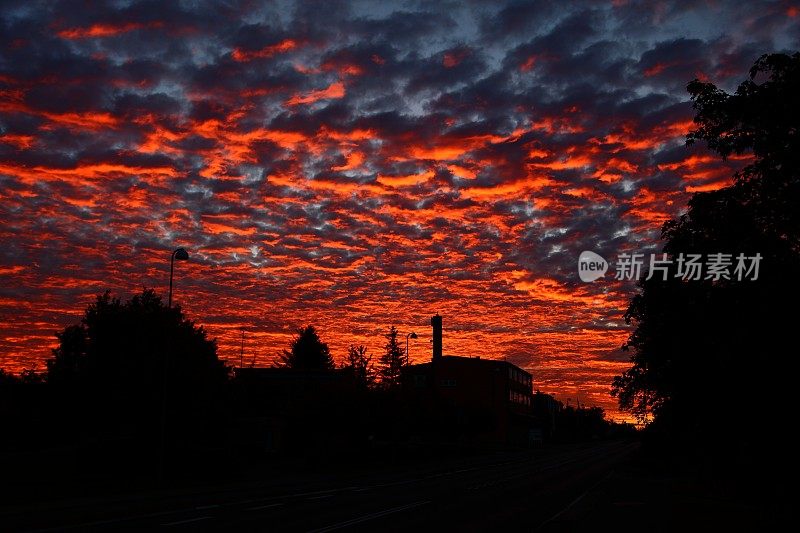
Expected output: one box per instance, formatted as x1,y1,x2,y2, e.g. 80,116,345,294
277,325,334,371
340,344,375,389
377,326,404,389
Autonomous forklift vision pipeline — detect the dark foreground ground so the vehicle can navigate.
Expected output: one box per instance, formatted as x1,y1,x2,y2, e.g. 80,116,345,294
1,440,787,532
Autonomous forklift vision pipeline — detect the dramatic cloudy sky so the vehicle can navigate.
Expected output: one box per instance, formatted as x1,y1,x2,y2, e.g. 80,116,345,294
1,0,797,418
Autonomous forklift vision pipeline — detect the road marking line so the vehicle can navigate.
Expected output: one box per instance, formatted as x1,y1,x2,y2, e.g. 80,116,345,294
161,516,211,526
308,500,432,533
307,494,334,500
246,503,284,511
536,471,614,530
194,504,219,510
289,487,355,498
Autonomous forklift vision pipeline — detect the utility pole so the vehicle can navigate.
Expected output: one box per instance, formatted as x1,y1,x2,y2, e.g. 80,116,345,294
240,328,245,369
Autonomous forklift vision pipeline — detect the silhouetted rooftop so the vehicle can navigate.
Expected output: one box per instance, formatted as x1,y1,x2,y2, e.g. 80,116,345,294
406,355,532,378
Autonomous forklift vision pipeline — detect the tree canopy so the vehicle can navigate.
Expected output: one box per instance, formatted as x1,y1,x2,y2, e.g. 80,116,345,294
277,325,335,371
378,326,405,389
47,289,228,428
612,53,800,438
340,344,375,389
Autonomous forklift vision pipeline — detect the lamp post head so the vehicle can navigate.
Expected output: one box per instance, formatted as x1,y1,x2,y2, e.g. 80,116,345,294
174,247,189,260
409,332,418,339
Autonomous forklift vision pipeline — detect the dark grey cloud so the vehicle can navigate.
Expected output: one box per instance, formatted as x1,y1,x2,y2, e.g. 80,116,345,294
1,0,796,414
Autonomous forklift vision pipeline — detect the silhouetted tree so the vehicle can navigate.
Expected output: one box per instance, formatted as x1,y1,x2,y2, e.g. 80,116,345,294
19,368,44,384
0,368,44,385
377,326,404,389
277,325,334,371
48,324,87,385
612,53,799,453
340,344,375,389
47,289,228,433
0,368,18,386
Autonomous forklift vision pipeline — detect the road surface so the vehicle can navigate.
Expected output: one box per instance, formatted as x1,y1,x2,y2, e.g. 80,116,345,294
3,440,636,532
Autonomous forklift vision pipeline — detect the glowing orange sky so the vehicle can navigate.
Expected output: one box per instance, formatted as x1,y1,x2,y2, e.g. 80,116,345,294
2,0,795,420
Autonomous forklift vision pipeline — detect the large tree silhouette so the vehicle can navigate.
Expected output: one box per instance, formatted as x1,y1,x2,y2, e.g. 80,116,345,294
612,53,799,447
378,326,404,389
340,344,375,389
47,289,228,432
277,325,334,371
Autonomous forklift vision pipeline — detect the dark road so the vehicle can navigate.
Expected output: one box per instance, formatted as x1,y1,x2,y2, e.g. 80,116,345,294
3,441,636,532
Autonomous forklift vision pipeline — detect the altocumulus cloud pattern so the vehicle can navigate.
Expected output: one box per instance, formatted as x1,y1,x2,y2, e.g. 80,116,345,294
1,0,798,417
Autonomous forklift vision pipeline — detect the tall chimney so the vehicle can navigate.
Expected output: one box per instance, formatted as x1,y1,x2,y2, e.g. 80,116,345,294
431,314,442,361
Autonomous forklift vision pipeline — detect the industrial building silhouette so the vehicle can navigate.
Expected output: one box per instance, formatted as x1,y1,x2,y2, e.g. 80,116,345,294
402,314,536,445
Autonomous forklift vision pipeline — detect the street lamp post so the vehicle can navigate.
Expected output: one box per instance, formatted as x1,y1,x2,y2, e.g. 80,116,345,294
160,247,188,482
168,247,189,307
406,332,418,366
